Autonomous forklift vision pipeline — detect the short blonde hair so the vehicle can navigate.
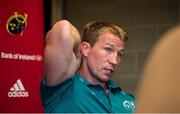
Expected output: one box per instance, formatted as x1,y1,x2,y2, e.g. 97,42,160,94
82,21,128,46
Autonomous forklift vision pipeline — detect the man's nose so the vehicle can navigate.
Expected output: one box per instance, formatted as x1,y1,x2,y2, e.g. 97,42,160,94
109,53,120,65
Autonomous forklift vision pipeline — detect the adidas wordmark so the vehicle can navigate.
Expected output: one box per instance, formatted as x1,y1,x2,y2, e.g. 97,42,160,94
8,79,29,97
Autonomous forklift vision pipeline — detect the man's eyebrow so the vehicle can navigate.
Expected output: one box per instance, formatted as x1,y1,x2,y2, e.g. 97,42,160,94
120,49,125,53
105,43,125,50
104,43,114,47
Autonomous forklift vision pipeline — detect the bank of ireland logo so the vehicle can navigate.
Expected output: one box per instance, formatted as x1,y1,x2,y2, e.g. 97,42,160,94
6,12,28,36
8,79,29,97
123,100,135,111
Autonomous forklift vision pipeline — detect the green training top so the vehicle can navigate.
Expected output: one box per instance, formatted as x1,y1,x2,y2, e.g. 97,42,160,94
40,73,135,113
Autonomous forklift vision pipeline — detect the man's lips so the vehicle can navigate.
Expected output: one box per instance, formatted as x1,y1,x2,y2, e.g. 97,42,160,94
103,68,115,75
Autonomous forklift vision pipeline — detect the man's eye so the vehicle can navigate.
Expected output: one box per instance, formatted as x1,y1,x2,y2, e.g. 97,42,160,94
118,53,122,58
118,51,124,58
104,47,113,52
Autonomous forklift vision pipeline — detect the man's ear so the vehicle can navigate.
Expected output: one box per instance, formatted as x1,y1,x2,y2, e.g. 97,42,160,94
80,42,91,57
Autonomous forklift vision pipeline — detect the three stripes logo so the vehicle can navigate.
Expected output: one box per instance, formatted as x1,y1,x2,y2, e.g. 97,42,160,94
8,79,29,97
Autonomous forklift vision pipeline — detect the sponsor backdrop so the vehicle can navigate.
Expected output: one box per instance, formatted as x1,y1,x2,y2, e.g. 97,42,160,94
0,0,44,112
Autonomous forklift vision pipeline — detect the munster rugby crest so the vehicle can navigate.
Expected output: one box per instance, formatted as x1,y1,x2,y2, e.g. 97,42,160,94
6,12,28,36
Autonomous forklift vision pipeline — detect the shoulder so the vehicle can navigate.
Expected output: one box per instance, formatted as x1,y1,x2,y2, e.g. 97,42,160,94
121,90,136,101
40,74,77,93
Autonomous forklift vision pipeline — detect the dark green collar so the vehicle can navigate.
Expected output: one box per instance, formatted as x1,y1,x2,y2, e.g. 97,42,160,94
76,73,121,91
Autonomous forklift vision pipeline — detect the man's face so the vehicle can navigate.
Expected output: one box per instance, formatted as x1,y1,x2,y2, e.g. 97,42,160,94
86,32,125,83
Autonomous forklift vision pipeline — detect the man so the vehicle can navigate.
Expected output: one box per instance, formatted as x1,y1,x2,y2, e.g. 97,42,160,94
40,20,135,113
